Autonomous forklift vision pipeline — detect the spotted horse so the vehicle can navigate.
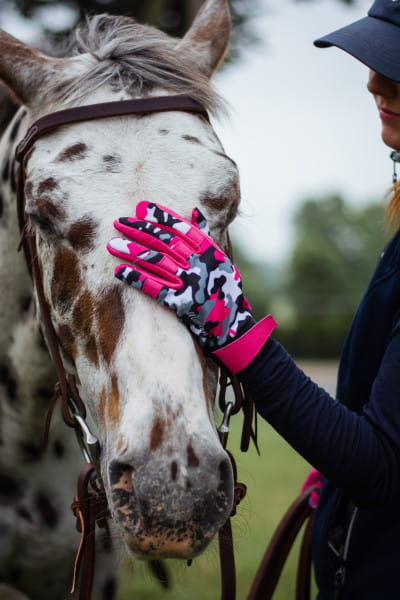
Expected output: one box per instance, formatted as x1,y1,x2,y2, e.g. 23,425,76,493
0,0,244,598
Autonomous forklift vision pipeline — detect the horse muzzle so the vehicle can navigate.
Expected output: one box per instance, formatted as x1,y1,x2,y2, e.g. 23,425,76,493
108,453,234,559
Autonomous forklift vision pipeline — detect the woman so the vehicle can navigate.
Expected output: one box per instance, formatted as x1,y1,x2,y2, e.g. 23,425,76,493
107,0,400,596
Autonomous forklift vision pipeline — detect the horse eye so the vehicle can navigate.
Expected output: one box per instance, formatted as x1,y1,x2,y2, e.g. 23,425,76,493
28,212,57,235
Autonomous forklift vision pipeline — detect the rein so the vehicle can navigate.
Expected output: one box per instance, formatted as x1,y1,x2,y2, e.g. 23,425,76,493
14,95,254,600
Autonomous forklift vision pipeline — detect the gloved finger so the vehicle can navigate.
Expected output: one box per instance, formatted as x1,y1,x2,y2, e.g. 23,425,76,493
113,218,194,264
107,238,183,287
136,201,210,248
114,264,176,299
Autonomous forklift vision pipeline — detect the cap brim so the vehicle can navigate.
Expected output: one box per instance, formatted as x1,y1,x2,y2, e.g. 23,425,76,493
314,16,400,82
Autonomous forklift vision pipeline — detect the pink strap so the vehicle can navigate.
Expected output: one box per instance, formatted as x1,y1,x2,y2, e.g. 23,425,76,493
212,315,277,374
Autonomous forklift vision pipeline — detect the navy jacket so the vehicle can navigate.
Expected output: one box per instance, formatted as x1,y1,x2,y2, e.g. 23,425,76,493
239,230,400,598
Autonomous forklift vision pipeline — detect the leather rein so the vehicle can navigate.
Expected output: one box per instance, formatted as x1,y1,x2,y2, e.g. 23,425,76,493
14,95,256,600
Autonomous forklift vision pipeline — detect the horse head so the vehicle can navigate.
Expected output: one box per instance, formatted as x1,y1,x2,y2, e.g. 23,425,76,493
0,0,241,560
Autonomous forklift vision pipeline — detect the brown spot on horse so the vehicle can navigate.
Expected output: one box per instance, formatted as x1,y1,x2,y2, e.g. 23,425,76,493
36,198,66,223
187,443,200,467
57,323,77,362
99,385,107,428
89,378,120,437
72,289,93,335
150,416,165,451
85,335,99,367
67,216,98,252
103,154,122,172
182,134,201,144
56,142,88,162
96,286,125,364
108,374,121,427
116,436,126,453
37,177,58,195
51,248,81,313
72,289,99,364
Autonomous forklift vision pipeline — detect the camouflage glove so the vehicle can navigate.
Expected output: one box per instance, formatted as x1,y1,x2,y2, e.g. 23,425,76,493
107,201,276,373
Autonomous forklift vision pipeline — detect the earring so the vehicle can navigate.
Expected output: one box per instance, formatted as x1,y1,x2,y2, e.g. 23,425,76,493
390,150,400,183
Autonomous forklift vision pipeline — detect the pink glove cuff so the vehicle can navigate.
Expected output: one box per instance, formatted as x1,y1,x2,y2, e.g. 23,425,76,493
212,314,277,374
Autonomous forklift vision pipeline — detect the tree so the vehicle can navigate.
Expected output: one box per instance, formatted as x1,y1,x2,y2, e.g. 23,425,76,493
230,240,275,321
275,194,387,357
0,0,261,64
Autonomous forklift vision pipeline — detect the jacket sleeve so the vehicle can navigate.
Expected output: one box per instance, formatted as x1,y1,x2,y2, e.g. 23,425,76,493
238,325,400,508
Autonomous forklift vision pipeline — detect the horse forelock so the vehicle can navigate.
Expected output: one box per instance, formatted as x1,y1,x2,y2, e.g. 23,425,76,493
42,14,225,115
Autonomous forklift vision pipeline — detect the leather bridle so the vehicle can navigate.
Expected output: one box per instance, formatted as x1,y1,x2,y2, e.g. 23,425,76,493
15,95,211,480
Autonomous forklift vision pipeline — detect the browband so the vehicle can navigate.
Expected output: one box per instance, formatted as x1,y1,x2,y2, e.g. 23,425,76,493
15,95,209,162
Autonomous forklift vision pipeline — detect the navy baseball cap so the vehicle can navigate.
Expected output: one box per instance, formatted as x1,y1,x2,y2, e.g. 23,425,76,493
314,0,400,82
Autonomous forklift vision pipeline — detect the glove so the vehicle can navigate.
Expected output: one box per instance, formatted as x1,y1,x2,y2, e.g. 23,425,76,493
301,468,322,508
107,201,276,373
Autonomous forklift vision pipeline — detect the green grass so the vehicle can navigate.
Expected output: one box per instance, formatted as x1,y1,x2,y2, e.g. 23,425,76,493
117,417,315,600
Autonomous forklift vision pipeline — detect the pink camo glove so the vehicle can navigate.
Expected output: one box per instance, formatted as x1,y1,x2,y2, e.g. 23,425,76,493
107,201,276,373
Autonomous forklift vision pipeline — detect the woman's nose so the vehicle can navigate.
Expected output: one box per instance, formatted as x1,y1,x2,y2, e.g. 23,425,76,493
367,69,397,97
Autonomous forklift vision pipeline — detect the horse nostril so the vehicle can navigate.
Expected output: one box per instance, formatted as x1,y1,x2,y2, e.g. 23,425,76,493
109,460,134,489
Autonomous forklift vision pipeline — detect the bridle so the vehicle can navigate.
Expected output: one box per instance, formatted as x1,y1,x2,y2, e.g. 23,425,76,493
14,94,315,600
14,94,255,600
15,94,212,482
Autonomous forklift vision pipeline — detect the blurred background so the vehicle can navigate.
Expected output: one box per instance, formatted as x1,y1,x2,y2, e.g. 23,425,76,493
0,0,389,597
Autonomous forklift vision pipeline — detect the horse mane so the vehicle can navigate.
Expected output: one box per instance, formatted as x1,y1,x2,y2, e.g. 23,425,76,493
48,14,224,115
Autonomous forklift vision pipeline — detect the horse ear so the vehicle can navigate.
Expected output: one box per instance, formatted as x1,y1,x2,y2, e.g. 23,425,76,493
0,30,61,105
177,0,232,78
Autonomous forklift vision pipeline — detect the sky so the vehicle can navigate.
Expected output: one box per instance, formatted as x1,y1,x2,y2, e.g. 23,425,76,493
1,0,388,264
213,0,389,263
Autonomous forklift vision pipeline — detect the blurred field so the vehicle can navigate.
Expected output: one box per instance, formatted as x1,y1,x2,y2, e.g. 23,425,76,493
118,361,337,600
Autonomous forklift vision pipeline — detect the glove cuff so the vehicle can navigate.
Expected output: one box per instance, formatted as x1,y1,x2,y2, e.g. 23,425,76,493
211,314,277,374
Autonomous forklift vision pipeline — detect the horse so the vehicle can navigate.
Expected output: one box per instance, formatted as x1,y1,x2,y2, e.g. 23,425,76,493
0,0,242,598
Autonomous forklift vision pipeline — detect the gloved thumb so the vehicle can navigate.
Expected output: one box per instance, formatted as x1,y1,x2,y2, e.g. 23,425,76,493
191,207,211,236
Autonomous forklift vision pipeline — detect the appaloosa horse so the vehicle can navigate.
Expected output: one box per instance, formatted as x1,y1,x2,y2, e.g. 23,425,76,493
0,1,241,598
